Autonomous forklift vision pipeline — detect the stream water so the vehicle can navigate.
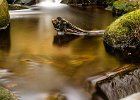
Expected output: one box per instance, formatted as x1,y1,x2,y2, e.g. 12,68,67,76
0,1,124,100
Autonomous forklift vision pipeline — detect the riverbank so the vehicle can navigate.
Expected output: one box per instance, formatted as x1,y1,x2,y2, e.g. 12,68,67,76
61,0,140,16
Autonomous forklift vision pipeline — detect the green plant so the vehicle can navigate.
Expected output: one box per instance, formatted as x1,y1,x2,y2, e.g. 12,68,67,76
0,87,18,100
113,1,136,12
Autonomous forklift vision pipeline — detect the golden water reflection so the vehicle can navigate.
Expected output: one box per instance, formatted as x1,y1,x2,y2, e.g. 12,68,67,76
1,6,121,100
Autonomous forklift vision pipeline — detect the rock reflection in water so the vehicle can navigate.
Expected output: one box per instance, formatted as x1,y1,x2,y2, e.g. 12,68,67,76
0,25,11,61
0,26,10,52
8,5,119,100
53,34,79,46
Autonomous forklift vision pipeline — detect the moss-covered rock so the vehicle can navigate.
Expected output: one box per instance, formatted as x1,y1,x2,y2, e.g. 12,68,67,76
104,9,140,61
112,1,138,16
0,0,10,29
0,86,18,100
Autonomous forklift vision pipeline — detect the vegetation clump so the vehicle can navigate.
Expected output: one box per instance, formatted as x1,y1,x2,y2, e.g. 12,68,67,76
0,86,18,100
0,0,10,29
104,9,140,60
112,0,138,16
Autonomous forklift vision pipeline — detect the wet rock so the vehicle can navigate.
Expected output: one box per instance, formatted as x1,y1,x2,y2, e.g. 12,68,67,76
9,4,28,10
0,0,10,29
91,0,108,7
85,64,140,100
104,9,140,61
61,0,115,7
0,86,18,100
61,0,92,6
14,0,39,5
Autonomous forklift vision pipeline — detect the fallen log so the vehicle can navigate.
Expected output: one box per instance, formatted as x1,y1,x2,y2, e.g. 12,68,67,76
52,17,104,36
85,64,140,100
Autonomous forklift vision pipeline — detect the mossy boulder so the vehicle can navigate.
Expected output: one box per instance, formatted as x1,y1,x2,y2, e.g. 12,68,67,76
0,0,10,29
112,1,137,16
104,9,140,61
0,86,18,100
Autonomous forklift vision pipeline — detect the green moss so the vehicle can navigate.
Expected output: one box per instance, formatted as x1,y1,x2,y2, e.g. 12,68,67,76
113,1,137,12
104,9,140,46
0,87,18,100
0,0,10,29
105,0,116,6
104,9,140,60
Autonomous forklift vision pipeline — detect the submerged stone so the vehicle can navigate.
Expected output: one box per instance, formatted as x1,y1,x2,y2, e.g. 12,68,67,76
46,93,67,100
104,9,140,61
0,0,10,29
0,86,18,100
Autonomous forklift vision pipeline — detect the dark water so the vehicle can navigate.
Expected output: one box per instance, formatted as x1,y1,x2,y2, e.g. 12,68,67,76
0,3,122,100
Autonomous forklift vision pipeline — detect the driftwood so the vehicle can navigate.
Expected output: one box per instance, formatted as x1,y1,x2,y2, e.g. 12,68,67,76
52,17,104,36
85,64,140,100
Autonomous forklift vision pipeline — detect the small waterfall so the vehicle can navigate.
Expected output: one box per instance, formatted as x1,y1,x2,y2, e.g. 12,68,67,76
37,0,62,7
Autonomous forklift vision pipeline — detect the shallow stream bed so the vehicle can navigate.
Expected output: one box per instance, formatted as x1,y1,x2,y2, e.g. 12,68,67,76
0,4,123,100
